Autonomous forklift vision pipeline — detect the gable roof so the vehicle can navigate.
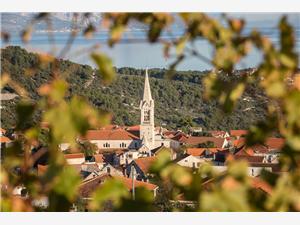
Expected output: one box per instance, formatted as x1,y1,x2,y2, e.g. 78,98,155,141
233,138,246,148
185,137,225,148
235,147,255,156
82,129,139,141
171,132,188,142
79,173,110,198
186,148,206,156
133,156,156,174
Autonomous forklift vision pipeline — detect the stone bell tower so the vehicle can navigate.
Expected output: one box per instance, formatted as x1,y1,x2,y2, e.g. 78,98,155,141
139,69,154,150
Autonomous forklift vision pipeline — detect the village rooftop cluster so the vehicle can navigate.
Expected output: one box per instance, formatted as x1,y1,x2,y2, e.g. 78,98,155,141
0,69,285,210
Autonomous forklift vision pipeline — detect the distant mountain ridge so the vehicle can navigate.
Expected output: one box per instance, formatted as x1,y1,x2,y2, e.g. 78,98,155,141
1,46,268,131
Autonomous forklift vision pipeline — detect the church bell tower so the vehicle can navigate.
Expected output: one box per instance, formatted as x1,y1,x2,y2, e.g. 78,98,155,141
139,69,155,150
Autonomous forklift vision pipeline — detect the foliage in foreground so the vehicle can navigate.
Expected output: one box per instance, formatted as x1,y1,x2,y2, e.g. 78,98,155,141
1,13,300,211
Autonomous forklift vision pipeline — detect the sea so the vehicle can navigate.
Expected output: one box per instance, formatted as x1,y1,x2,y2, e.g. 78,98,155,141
1,20,300,71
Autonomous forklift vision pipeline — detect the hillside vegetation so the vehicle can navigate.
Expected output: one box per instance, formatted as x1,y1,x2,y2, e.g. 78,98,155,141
1,46,268,131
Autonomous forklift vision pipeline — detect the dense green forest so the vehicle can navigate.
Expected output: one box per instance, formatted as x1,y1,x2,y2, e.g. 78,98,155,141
1,46,268,131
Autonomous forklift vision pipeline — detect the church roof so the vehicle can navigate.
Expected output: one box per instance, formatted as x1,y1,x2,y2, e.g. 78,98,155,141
82,129,139,141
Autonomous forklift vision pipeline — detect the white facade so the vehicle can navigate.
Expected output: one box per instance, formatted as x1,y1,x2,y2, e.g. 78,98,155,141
119,150,140,165
212,165,273,177
66,157,85,165
89,139,140,150
177,155,203,168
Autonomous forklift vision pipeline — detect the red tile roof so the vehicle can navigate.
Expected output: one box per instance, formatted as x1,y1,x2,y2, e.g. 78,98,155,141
209,130,227,137
82,129,139,141
185,137,225,148
235,147,255,156
233,138,246,148
0,136,11,143
78,174,158,198
203,176,272,195
171,133,188,142
126,125,140,131
134,156,156,174
64,153,85,159
265,138,285,150
251,177,273,194
230,130,248,137
115,176,158,191
186,148,221,156
79,174,110,198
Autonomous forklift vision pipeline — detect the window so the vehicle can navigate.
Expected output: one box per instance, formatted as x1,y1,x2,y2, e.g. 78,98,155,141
121,143,126,148
144,110,150,122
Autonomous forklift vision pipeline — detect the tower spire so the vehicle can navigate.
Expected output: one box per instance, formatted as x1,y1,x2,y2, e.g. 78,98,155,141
143,68,152,101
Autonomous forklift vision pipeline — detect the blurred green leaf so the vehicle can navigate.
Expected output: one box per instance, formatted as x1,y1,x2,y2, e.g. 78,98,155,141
91,53,116,84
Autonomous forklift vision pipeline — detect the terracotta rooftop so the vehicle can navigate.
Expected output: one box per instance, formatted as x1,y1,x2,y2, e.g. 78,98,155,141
171,133,188,142
235,147,255,156
82,129,139,141
209,130,228,137
265,138,285,150
79,173,110,198
0,136,11,143
251,177,272,194
126,125,140,131
186,148,221,156
115,176,158,191
202,175,273,195
64,153,85,159
78,174,157,198
134,156,156,174
233,138,246,148
230,130,248,137
185,137,225,148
